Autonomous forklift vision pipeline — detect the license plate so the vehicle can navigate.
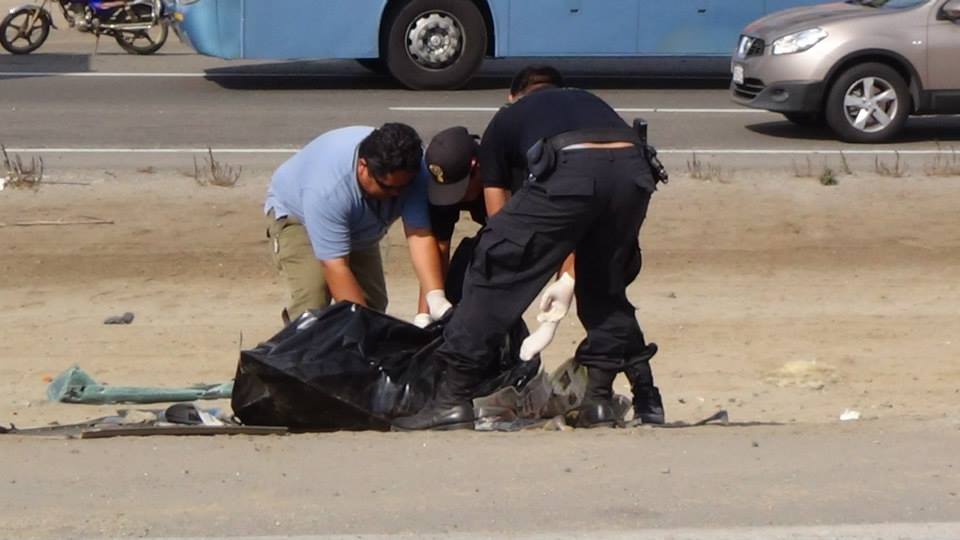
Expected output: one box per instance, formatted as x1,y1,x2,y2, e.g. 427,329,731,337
732,65,744,85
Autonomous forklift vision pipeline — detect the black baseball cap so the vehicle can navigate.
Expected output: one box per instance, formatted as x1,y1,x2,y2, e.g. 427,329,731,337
425,126,478,206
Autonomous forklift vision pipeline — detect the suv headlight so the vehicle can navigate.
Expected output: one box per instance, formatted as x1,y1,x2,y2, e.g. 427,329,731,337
771,28,828,55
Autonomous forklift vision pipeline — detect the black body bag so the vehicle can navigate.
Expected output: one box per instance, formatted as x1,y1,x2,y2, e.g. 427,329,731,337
232,303,537,431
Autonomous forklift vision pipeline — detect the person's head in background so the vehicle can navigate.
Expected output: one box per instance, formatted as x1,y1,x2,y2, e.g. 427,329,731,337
508,65,564,103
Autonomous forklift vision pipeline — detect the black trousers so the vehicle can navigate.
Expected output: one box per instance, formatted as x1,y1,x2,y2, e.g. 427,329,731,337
437,146,657,386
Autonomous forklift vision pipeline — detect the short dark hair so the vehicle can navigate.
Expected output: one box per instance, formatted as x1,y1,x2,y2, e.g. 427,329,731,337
509,65,563,97
358,123,423,179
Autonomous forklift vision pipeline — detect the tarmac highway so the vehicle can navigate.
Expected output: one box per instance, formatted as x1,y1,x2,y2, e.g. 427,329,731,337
3,28,960,174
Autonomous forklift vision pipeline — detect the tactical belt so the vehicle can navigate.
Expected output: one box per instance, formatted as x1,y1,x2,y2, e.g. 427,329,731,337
526,122,669,184
547,128,642,151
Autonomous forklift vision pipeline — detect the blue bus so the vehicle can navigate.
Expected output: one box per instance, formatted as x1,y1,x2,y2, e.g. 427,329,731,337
170,0,829,89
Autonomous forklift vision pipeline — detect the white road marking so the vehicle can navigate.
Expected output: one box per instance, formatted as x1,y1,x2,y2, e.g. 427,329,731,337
2,148,298,154
74,521,960,540
0,71,339,78
390,106,769,114
3,147,955,156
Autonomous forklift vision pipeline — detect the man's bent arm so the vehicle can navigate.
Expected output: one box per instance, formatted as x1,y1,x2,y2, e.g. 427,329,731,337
321,257,367,306
416,239,451,315
484,186,511,217
405,226,446,306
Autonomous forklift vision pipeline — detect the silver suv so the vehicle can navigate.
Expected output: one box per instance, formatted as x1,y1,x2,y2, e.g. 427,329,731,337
731,0,960,143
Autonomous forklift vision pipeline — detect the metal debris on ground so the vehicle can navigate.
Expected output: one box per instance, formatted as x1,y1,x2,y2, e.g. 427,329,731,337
1,404,286,439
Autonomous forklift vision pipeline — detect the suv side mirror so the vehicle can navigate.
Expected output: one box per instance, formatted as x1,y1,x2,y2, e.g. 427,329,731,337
941,0,960,21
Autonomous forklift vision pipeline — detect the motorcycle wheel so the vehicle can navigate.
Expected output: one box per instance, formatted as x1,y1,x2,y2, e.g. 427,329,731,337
114,5,168,55
0,6,51,55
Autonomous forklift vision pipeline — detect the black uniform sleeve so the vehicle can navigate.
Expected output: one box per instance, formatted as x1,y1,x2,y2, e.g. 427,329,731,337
479,111,514,190
428,203,460,242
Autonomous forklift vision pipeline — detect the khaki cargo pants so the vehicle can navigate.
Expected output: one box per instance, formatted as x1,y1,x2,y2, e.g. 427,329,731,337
265,212,388,321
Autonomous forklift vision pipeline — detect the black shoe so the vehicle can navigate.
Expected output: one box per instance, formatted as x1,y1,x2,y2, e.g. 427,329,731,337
566,401,618,428
632,385,665,425
563,366,620,428
623,344,665,425
391,401,475,431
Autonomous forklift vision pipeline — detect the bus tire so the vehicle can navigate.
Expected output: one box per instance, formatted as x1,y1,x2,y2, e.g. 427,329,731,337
383,0,487,90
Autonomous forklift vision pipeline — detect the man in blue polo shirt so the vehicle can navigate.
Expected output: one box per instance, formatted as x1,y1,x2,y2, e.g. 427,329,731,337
264,123,455,324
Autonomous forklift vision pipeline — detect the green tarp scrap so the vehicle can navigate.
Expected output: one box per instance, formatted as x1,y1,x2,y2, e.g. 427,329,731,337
47,365,233,404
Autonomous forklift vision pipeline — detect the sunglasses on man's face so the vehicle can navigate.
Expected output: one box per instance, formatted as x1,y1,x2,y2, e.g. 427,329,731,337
373,175,403,193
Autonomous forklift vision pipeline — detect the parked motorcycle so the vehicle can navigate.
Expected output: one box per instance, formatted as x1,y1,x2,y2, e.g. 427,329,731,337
1,0,169,55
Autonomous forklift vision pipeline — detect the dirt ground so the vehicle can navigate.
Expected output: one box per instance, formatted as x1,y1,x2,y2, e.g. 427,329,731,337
1,166,959,429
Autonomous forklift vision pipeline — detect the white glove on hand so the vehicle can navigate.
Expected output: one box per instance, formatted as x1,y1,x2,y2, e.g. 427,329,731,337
536,273,576,323
412,313,432,328
520,321,559,361
425,289,453,321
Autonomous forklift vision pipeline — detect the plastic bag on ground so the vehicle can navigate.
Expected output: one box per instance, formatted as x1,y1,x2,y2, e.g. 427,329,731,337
231,302,539,431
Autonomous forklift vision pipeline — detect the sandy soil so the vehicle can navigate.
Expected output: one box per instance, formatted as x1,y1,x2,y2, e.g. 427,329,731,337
1,166,959,429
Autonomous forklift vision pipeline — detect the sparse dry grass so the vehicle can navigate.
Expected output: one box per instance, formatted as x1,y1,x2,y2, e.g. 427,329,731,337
792,157,838,186
819,167,838,186
793,157,814,178
1,145,44,191
923,145,960,177
839,151,853,175
193,148,242,187
686,152,727,182
874,152,907,178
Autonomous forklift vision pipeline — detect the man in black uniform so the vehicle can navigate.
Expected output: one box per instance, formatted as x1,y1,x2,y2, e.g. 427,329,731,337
395,67,664,430
420,69,566,310
418,126,487,317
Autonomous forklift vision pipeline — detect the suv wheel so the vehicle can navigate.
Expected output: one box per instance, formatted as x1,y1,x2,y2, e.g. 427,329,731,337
825,63,910,143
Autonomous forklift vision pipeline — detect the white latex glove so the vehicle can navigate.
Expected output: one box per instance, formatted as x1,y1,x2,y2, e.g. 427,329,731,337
412,313,432,328
425,289,453,321
520,321,559,361
536,273,575,323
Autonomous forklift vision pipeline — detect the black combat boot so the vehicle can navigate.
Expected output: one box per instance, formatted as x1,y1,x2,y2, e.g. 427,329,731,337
392,368,477,431
624,343,665,425
566,366,620,428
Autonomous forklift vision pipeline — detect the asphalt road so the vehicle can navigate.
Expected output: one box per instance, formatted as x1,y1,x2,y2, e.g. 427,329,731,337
2,27,960,173
3,419,960,539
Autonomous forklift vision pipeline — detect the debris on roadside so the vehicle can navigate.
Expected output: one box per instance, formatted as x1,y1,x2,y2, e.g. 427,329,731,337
839,409,861,421
46,365,233,405
0,217,113,228
0,403,285,439
103,312,135,325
